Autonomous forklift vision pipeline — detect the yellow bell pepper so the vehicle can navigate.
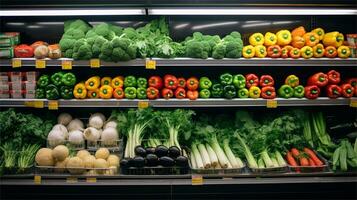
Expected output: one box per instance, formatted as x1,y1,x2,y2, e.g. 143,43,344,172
249,86,261,99
254,45,267,58
101,77,112,86
85,76,100,90
242,45,255,58
337,45,351,58
312,44,325,58
88,89,99,98
111,76,124,89
249,33,264,46
264,32,277,46
73,83,87,99
323,31,344,47
99,85,113,99
276,30,292,46
300,46,313,59
312,28,325,40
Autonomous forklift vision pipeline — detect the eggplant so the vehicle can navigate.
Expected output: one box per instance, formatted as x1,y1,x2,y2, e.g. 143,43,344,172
155,145,168,157
146,147,156,155
132,156,145,168
175,156,189,167
159,156,175,167
146,154,159,166
120,158,130,168
135,146,147,157
168,146,181,158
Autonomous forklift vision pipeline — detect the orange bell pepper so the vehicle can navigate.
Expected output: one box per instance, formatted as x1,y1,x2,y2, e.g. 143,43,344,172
281,45,293,58
325,46,337,58
289,48,301,58
291,26,306,37
291,36,305,49
303,32,320,47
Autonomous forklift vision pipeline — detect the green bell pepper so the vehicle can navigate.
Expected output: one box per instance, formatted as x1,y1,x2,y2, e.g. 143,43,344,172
238,88,249,98
137,87,147,99
124,87,136,99
60,86,74,99
45,84,60,100
50,72,64,86
223,85,236,99
293,85,305,98
211,83,223,98
278,85,294,98
199,77,212,89
37,75,50,88
137,77,147,89
199,89,211,98
233,74,246,89
124,76,137,87
61,72,76,86
220,73,233,86
35,88,45,99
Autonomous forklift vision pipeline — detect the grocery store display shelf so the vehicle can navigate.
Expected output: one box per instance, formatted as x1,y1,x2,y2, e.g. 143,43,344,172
1,58,357,67
0,97,355,108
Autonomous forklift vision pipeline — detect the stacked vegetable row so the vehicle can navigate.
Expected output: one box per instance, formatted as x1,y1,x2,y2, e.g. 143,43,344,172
35,71,356,100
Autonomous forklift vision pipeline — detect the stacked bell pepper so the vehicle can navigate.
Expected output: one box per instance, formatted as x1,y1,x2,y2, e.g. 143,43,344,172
35,72,76,100
244,26,351,59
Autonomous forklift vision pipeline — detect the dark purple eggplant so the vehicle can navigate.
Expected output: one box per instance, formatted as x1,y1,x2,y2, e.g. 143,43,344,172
120,158,130,167
155,145,168,157
175,156,188,167
135,146,147,157
159,156,175,167
145,147,156,155
168,146,181,158
146,154,159,166
132,156,145,168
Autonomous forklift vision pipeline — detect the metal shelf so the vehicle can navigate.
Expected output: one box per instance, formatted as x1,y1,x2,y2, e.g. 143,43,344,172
1,58,356,67
0,98,354,108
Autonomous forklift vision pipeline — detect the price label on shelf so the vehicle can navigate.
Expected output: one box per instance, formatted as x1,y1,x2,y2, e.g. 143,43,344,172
12,59,22,68
86,177,97,183
35,59,46,69
66,177,78,183
34,175,41,184
350,99,357,108
191,175,203,185
138,101,149,109
145,59,156,70
90,59,100,68
24,101,35,107
61,60,72,70
34,101,44,108
48,100,59,110
266,99,278,108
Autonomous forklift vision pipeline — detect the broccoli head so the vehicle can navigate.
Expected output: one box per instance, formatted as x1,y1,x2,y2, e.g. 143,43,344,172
109,24,123,36
100,41,113,57
72,39,92,60
59,38,76,52
62,28,86,40
212,43,226,59
92,36,108,57
63,49,73,58
109,37,137,62
225,40,243,58
64,19,91,33
93,23,116,41
185,41,209,59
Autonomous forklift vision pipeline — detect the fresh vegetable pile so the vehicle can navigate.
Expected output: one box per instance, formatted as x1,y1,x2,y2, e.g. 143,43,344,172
286,147,325,172
35,72,77,99
331,139,357,172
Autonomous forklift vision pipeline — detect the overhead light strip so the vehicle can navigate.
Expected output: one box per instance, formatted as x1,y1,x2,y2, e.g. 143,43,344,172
148,8,357,15
0,9,145,16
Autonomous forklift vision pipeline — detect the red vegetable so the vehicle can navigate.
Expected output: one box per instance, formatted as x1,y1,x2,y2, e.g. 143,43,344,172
14,44,34,58
245,74,259,89
299,157,309,166
259,75,274,87
146,87,160,100
304,85,320,99
345,78,357,96
267,45,281,58
327,70,341,85
326,85,341,99
187,90,199,100
161,88,173,99
286,151,299,171
340,83,354,98
148,76,163,89
164,75,178,90
308,158,316,166
177,77,186,88
303,148,323,166
291,148,300,159
261,86,276,99
307,72,329,87
186,77,199,91
174,87,186,99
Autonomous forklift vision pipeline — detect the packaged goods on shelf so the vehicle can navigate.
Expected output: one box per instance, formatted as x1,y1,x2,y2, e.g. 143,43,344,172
2,72,37,99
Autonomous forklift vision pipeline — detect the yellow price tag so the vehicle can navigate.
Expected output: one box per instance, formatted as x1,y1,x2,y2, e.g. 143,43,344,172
191,175,203,185
61,60,72,70
145,60,156,69
90,59,100,68
24,101,35,107
34,101,44,108
86,177,97,183
138,101,149,109
35,59,46,69
350,99,357,108
12,59,22,68
34,175,41,184
266,99,278,108
66,177,78,183
48,100,59,110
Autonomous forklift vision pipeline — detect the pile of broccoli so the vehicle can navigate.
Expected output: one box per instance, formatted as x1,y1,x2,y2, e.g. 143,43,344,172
59,18,243,61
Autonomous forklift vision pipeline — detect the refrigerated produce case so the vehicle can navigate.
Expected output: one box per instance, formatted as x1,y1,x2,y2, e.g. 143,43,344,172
0,0,356,199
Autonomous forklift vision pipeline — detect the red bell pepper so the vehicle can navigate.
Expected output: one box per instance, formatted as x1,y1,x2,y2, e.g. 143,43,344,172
307,72,329,87
245,74,259,89
186,77,199,91
164,75,178,90
14,44,34,58
340,84,354,98
305,85,320,99
187,90,199,100
326,85,341,99
177,77,186,88
261,86,276,99
259,75,274,87
146,87,160,100
327,70,341,85
161,88,173,99
346,78,357,96
267,45,281,58
174,88,186,99
325,46,337,58
148,76,163,89
281,45,293,58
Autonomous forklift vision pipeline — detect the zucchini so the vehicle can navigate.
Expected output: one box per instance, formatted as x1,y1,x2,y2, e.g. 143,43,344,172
339,146,348,171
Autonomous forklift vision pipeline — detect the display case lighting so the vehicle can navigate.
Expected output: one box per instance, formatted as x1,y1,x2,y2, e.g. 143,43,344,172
0,9,145,16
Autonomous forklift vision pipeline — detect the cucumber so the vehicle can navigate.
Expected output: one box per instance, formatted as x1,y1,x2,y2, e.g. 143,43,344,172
339,146,348,171
332,147,340,167
345,140,355,159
